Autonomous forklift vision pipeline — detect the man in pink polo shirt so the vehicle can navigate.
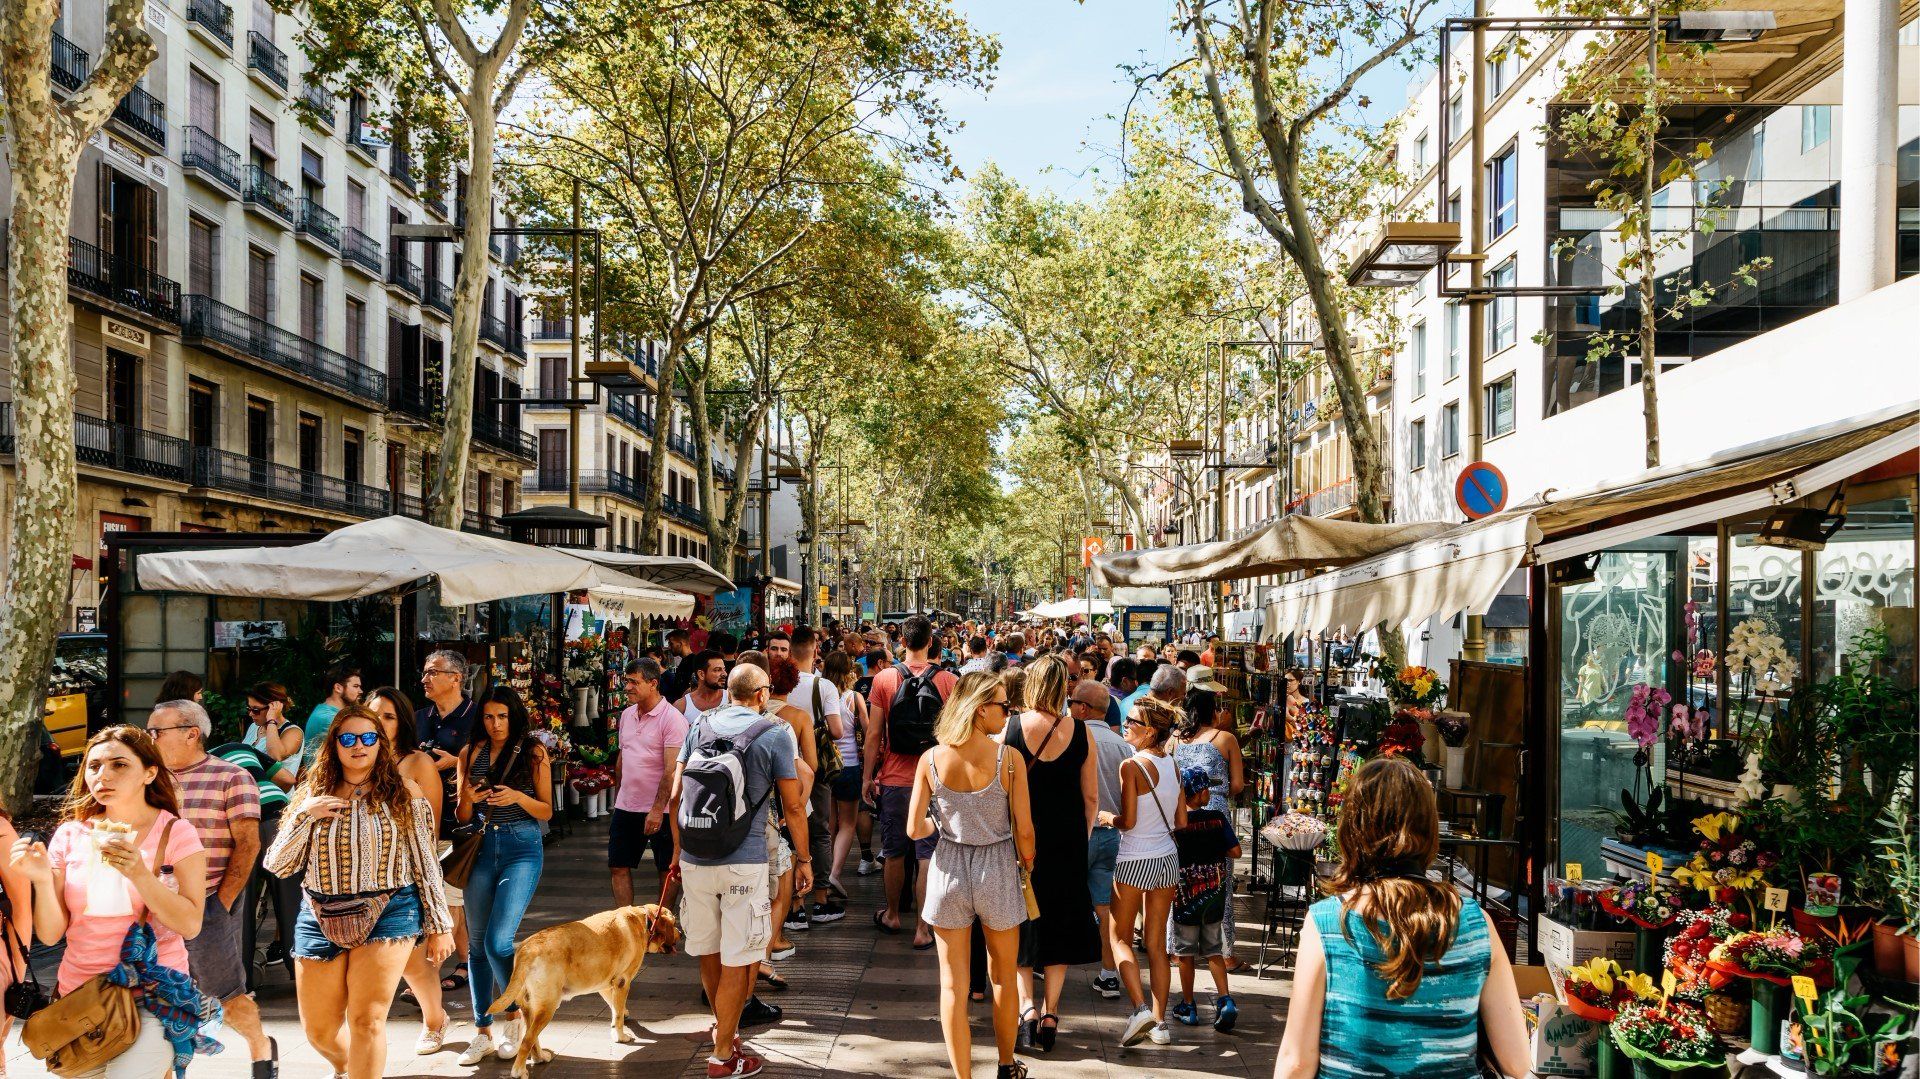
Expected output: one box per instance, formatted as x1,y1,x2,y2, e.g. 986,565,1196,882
862,615,956,948
609,657,689,908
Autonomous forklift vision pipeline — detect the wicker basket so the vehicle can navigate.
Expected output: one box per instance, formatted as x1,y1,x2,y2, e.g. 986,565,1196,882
1704,991,1749,1035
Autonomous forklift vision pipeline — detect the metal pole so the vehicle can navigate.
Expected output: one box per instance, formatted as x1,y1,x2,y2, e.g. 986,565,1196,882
567,178,582,511
1462,1,1490,662
758,411,771,636
1214,341,1228,638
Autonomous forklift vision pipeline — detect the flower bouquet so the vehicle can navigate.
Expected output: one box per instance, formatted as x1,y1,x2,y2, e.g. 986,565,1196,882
1610,1000,1727,1077
1388,665,1446,710
1434,710,1470,749
1707,929,1829,986
1672,813,1776,904
1564,957,1660,1023
1602,880,1682,930
1666,907,1750,999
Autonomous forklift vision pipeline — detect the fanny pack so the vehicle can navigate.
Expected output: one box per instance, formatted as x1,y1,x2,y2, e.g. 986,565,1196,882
304,889,399,951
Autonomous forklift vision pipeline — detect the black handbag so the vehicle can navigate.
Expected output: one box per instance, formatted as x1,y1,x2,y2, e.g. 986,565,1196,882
0,886,48,1021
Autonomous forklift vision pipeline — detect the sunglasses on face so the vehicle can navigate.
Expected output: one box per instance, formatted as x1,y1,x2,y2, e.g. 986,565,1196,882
336,731,381,748
246,704,269,715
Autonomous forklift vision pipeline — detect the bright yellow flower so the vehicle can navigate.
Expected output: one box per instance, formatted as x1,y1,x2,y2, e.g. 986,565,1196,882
1572,956,1617,993
1619,971,1658,1001
1693,812,1739,844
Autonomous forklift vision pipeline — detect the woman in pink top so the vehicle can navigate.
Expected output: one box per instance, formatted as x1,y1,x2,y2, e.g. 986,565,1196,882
10,726,207,1076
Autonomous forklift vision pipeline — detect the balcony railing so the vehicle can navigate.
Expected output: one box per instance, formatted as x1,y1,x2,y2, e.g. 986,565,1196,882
424,279,453,316
295,198,339,250
1300,478,1359,518
667,431,698,462
663,496,708,529
51,33,88,93
606,394,654,434
300,81,334,128
247,32,288,90
480,312,510,350
532,319,570,340
425,192,448,218
112,85,166,148
390,149,415,192
0,406,190,482
341,227,382,275
185,0,233,46
193,447,388,517
471,413,536,460
180,127,242,195
243,165,295,225
387,381,436,424
180,294,388,404
525,470,646,502
386,255,422,298
67,237,181,324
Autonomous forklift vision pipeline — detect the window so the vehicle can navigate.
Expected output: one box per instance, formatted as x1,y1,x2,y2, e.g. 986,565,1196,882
343,426,363,484
248,109,275,170
251,0,274,38
1488,143,1518,237
1410,320,1428,398
1446,190,1462,224
1490,259,1517,352
1800,105,1832,153
1409,418,1427,470
344,296,366,362
346,179,366,233
188,68,219,134
1488,37,1519,97
298,273,322,341
386,444,406,493
1486,375,1516,438
246,396,273,460
188,379,218,448
187,216,218,297
106,350,140,426
299,146,323,201
247,247,274,322
1445,303,1464,379
1441,402,1461,458
1448,90,1465,139
1413,132,1429,169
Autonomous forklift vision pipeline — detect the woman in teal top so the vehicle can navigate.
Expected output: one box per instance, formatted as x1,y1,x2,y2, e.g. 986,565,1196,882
1274,758,1532,1079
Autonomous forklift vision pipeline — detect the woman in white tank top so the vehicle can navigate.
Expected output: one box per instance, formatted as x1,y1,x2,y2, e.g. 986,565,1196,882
1103,695,1186,1048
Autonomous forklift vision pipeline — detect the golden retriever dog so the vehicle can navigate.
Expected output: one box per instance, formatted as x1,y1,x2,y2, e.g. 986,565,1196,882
486,903,681,1076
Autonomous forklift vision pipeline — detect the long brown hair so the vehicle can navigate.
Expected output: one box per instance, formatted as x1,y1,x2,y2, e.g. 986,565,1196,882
1325,756,1457,1000
64,726,181,822
296,705,413,824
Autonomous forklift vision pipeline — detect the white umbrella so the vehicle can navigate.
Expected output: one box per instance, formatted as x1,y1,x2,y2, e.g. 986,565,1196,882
558,549,734,596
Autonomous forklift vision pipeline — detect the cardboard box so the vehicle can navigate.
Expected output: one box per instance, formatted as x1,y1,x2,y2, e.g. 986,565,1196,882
1531,999,1604,1076
1536,914,1636,977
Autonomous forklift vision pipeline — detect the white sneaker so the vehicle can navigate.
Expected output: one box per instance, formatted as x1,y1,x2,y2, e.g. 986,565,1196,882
1120,1006,1156,1047
415,1022,447,1055
494,1016,524,1060
1148,1022,1172,1045
856,858,878,876
456,1031,494,1066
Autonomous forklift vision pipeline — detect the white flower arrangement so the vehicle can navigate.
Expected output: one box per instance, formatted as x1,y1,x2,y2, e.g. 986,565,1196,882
1724,618,1799,694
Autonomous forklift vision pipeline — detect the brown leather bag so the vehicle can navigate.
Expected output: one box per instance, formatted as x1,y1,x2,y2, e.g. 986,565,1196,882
441,739,525,890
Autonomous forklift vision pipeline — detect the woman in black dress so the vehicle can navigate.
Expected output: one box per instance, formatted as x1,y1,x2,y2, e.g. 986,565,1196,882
1004,653,1100,1052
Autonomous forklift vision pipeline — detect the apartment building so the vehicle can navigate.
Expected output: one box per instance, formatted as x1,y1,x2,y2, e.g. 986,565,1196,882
0,0,537,625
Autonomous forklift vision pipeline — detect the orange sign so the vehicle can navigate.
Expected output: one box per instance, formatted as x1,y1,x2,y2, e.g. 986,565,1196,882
1081,536,1106,566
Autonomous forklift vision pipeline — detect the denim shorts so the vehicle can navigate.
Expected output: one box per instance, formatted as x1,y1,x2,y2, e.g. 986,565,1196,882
830,767,864,803
1086,825,1120,906
292,884,422,962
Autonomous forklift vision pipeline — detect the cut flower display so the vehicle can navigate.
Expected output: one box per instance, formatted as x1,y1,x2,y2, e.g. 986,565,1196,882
1563,957,1660,1022
1611,1000,1725,1070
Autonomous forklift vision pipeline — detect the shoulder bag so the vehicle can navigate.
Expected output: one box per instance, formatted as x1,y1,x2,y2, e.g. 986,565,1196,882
441,738,525,890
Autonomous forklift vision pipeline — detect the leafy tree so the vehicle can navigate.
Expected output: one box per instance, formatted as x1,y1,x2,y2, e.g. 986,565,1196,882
0,0,157,811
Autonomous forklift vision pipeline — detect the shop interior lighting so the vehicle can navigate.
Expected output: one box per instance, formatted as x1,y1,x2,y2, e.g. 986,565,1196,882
1548,552,1601,587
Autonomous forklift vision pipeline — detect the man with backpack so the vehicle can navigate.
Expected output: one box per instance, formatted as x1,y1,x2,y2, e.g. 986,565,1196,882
672,663,812,1079
787,626,846,927
861,614,956,948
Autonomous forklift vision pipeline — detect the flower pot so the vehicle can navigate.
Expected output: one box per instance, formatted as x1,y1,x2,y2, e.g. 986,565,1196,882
1704,991,1749,1036
1443,744,1469,788
1792,907,1837,939
1751,980,1783,1055
1904,927,1920,985
1869,921,1905,978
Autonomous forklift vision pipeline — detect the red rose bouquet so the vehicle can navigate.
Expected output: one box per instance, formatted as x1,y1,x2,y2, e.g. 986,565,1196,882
1610,1000,1725,1071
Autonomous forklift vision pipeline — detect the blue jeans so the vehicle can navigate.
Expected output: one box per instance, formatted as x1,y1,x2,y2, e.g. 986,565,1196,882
466,819,544,1024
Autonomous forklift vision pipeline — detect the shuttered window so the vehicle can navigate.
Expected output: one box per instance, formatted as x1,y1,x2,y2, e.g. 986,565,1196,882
300,147,323,186
299,274,322,341
247,248,273,322
248,110,275,162
189,68,218,133
188,217,217,298
344,297,366,362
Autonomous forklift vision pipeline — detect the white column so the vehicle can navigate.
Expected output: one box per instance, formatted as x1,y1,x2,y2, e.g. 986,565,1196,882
1837,0,1900,302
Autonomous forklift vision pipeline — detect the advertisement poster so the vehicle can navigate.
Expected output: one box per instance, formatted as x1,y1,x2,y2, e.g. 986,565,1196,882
710,587,754,639
1121,606,1171,647
860,601,877,623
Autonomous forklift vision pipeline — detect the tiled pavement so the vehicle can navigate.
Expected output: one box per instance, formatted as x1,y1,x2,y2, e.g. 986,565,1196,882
5,818,1292,1076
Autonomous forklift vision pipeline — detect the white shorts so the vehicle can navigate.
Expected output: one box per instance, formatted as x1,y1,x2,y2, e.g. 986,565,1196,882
679,862,772,968
437,842,465,908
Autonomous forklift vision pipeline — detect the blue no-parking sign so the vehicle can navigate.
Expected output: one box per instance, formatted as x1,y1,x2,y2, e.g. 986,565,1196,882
1454,461,1509,520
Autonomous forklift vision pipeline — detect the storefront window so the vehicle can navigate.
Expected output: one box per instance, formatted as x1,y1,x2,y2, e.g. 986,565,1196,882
1808,495,1916,687
1725,527,1803,732
1683,536,1720,732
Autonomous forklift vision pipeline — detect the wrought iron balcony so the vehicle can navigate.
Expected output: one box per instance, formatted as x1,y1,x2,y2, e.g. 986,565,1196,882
67,237,181,324
248,32,288,90
606,394,654,434
295,198,339,250
51,33,88,93
243,165,295,225
192,447,388,517
112,85,166,148
425,191,448,218
668,431,698,462
180,127,243,196
390,149,415,192
300,81,334,128
424,278,453,316
532,319,570,340
180,295,388,404
185,0,233,46
0,406,190,483
386,381,437,424
663,495,708,529
471,413,536,461
525,470,646,502
341,227,382,276
386,255,422,298
480,312,510,349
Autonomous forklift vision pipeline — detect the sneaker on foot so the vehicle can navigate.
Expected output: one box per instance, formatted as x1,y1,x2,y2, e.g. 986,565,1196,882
494,1015,524,1059
1171,1000,1200,1026
1120,1006,1157,1047
1090,973,1121,999
456,1032,494,1066
826,878,850,901
739,995,783,1028
415,1023,447,1055
706,1053,765,1078
1214,995,1239,1033
811,901,846,924
783,908,810,932
769,942,797,961
1148,1022,1172,1045
856,857,879,876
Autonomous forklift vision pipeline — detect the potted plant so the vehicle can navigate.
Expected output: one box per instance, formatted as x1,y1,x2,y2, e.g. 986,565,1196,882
1610,999,1729,1079
1707,927,1832,1056
1869,784,1920,982
1435,710,1471,788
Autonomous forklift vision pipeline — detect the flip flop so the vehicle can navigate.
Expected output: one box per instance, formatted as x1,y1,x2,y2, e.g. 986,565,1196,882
758,968,789,991
912,937,936,951
440,964,469,992
871,910,900,935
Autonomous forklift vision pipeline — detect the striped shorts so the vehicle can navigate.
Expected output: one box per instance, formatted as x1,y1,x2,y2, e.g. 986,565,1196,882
1113,854,1179,891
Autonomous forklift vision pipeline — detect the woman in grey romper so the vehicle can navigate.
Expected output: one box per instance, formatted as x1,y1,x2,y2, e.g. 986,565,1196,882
908,671,1036,1079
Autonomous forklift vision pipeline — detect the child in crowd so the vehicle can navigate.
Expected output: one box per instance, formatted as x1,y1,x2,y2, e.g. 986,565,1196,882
1169,766,1241,1032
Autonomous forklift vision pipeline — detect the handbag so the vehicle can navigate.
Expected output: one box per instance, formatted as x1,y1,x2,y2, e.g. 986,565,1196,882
1002,748,1040,921
441,738,525,890
304,888,398,951
0,884,49,1021
23,818,178,1076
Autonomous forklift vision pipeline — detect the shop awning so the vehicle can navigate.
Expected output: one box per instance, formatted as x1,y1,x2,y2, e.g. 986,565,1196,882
767,576,802,596
137,515,693,615
1267,514,1541,636
1091,514,1452,588
1029,598,1116,619
558,549,735,596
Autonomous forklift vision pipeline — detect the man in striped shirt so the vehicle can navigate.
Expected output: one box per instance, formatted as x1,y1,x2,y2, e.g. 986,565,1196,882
154,699,277,1078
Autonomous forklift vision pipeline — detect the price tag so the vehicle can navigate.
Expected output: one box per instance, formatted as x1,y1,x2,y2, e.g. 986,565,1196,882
1645,851,1665,877
1565,862,1583,882
1792,976,1818,1003
1763,886,1789,913
1661,971,1677,999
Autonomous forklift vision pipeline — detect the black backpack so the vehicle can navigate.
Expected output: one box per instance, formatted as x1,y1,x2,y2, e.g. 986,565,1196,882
677,718,778,859
885,662,942,758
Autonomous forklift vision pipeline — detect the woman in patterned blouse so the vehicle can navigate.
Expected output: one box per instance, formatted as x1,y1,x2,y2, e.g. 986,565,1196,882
266,705,452,1079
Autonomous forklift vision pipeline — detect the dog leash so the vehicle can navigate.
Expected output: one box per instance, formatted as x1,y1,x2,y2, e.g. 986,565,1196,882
658,864,680,907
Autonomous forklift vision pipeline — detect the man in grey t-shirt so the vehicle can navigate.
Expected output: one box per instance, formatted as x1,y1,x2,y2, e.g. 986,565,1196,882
671,663,809,1078
1080,680,1133,998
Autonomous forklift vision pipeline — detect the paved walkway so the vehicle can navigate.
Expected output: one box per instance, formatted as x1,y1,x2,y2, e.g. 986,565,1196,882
5,818,1291,1077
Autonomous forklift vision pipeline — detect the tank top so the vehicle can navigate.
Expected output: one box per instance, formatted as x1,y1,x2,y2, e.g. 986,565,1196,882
1311,894,1491,1077
681,692,720,725
928,745,1013,847
471,739,539,825
1116,751,1179,862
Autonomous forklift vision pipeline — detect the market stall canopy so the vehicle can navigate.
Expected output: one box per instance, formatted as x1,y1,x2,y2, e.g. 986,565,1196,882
767,577,802,596
1266,405,1919,636
1029,598,1116,619
559,549,734,596
136,515,693,615
1091,514,1452,588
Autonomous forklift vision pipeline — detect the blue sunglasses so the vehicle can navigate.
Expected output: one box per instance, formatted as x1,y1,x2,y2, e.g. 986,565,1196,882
336,731,381,748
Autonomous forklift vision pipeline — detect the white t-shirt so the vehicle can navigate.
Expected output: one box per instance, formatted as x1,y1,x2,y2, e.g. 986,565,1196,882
793,672,854,764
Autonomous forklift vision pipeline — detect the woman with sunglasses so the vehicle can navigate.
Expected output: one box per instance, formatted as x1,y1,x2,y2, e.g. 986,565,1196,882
365,687,454,1056
243,683,304,770
454,686,552,1067
1109,695,1186,1048
265,706,452,1079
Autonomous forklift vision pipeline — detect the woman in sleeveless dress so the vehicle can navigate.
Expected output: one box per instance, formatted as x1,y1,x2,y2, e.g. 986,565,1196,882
1273,757,1531,1078
1110,696,1185,1047
908,672,1035,1079
1002,655,1099,1053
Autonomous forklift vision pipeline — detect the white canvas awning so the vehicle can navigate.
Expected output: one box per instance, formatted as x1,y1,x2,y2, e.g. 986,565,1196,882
1092,514,1452,588
137,515,693,616
558,549,734,596
1266,514,1539,636
1029,598,1115,619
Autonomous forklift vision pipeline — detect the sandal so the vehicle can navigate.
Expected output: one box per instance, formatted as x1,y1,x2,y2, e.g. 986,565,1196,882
1037,1013,1059,1053
1016,1006,1038,1052
871,909,900,935
758,968,789,991
439,963,469,992
997,1063,1030,1079
970,990,987,1003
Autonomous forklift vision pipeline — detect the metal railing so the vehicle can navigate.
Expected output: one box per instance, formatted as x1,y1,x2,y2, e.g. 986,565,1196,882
532,319,570,340
341,227,382,275
471,413,536,460
606,394,654,434
295,198,339,249
51,32,88,92
112,85,166,147
479,312,512,350
386,381,436,424
425,192,448,218
180,127,243,195
424,278,453,316
180,294,388,403
525,470,646,502
301,81,334,128
390,148,415,191
663,496,708,529
192,447,388,517
185,0,233,45
243,164,294,225
386,255,422,297
67,236,181,324
247,31,288,89
0,406,191,483
667,431,698,462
